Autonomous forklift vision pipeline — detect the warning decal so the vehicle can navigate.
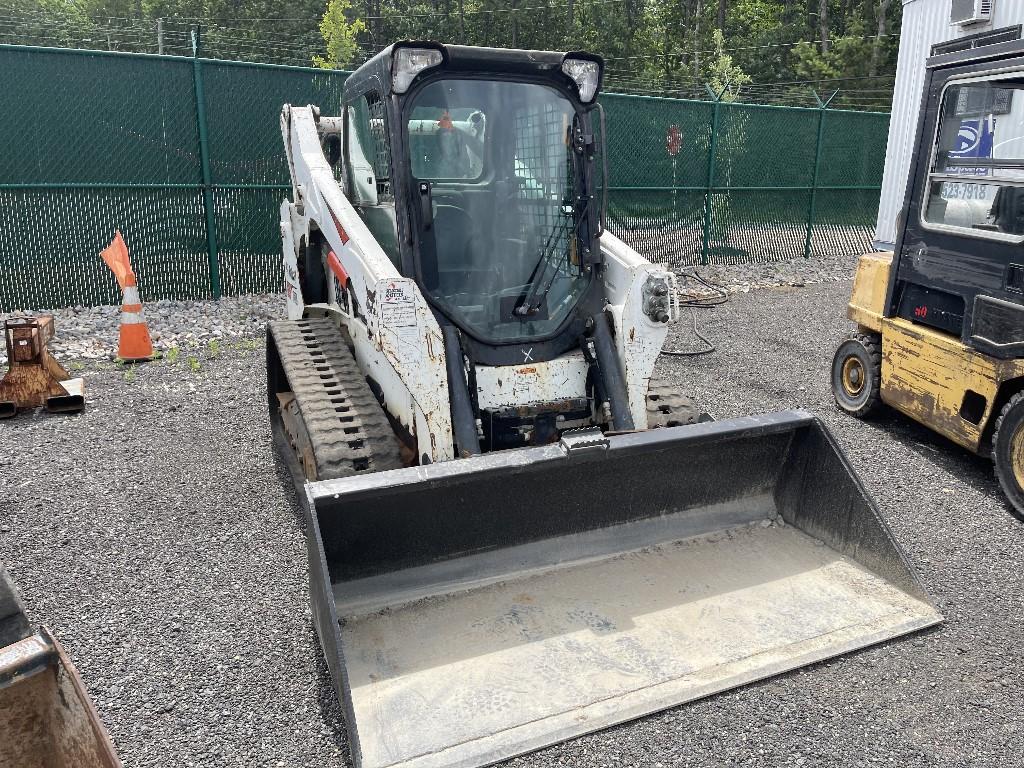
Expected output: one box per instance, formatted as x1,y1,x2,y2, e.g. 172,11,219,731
381,281,417,330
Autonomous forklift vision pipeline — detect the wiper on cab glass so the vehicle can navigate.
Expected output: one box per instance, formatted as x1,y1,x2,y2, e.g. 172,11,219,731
514,197,589,317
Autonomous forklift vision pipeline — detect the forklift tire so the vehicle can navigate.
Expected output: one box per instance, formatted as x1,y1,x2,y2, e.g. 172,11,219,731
831,332,881,418
991,392,1024,521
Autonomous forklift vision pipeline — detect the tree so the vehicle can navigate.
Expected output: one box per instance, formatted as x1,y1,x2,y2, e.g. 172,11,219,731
792,18,874,81
313,0,366,70
704,29,751,101
0,0,904,109
869,0,894,77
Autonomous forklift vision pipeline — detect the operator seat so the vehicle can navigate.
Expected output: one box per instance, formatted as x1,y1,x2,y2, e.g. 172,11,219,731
992,186,1024,235
430,203,485,294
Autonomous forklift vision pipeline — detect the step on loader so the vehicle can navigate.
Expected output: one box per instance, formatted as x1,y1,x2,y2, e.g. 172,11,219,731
269,41,942,768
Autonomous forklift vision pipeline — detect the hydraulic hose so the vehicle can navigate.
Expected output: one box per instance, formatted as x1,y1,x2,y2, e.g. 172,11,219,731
441,324,482,457
592,312,635,432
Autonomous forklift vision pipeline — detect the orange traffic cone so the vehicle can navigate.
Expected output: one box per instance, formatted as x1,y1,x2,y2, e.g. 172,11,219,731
100,231,157,362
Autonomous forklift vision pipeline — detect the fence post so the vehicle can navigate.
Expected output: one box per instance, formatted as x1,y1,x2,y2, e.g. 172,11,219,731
803,90,838,259
191,27,221,298
700,85,727,266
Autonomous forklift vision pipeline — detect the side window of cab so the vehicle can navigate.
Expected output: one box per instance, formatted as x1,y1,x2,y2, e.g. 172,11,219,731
922,75,1024,240
345,90,401,267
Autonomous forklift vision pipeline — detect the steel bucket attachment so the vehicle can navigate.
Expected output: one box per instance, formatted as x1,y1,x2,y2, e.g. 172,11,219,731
0,568,122,768
304,411,941,768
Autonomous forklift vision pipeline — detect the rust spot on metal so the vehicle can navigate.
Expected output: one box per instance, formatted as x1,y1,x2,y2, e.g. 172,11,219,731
493,397,589,418
277,391,319,480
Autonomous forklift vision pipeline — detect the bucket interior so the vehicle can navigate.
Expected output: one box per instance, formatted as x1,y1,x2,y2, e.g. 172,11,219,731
307,413,941,768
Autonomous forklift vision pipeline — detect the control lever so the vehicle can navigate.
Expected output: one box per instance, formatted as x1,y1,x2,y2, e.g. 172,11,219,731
419,181,434,231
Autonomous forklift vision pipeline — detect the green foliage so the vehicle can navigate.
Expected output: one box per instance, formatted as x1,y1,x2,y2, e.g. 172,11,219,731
0,0,901,108
793,20,876,81
704,30,752,102
313,0,366,69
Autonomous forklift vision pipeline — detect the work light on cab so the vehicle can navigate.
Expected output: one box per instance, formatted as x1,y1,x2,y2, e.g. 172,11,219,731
392,46,443,93
561,56,600,102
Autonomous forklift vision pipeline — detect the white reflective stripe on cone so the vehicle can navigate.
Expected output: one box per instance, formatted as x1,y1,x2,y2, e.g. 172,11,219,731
122,286,141,304
121,311,146,324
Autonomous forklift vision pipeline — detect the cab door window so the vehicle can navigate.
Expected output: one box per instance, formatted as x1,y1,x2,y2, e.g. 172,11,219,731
923,75,1024,239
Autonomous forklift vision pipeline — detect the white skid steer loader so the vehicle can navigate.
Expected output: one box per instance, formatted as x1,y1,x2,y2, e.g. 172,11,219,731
269,41,941,768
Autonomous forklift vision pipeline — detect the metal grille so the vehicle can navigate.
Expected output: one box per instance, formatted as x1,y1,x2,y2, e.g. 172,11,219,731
366,92,393,202
513,102,576,277
0,43,889,311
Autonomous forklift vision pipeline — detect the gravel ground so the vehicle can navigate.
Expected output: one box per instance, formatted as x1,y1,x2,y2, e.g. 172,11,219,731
3,277,1023,767
0,294,286,365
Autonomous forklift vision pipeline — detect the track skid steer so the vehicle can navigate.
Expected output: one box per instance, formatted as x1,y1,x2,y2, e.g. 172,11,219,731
270,40,941,768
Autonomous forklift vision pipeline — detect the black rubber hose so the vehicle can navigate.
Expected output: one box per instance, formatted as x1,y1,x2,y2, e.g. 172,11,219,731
441,324,482,457
591,312,635,431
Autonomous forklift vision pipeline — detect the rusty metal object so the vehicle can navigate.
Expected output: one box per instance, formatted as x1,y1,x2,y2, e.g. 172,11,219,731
0,569,122,768
0,316,84,419
277,391,319,481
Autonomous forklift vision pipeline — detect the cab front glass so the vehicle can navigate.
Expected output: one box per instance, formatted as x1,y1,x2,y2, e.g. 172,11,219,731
405,78,593,343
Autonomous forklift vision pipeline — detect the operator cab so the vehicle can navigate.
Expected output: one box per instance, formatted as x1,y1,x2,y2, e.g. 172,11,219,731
339,42,606,366
894,38,1024,357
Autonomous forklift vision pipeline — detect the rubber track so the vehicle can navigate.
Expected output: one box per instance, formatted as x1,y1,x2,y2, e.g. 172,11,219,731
646,376,702,428
268,318,403,480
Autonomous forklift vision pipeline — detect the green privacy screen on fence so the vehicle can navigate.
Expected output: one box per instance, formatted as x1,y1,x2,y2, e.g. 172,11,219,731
602,94,888,266
0,45,348,310
0,44,890,311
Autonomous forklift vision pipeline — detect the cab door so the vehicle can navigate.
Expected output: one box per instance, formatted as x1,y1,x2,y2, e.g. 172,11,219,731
895,52,1024,359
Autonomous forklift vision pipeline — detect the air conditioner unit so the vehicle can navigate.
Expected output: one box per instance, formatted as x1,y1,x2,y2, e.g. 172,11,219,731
951,0,993,26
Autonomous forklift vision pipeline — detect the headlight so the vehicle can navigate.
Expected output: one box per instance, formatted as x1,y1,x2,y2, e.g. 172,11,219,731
561,57,600,102
393,47,443,93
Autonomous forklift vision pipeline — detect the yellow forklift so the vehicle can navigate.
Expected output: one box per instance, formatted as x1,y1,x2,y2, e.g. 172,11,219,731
833,37,1024,519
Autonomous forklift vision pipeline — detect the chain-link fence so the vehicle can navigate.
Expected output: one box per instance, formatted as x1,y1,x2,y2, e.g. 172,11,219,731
0,45,347,310
0,44,889,311
601,92,888,268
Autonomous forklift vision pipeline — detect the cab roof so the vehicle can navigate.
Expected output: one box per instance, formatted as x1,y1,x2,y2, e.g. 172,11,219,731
343,41,603,101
